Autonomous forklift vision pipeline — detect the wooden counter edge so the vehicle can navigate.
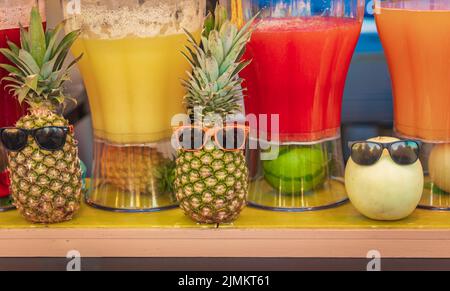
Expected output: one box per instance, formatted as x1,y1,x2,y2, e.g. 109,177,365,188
0,228,448,258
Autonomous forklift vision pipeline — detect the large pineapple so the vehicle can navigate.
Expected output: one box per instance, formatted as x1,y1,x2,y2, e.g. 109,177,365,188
175,5,254,224
0,8,82,223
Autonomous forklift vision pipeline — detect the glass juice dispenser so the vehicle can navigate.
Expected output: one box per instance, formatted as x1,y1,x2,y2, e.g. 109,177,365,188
221,0,364,211
62,0,206,211
0,0,46,211
375,0,450,210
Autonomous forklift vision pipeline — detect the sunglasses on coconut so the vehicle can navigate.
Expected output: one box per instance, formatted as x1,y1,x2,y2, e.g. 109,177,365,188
173,125,249,151
0,126,72,152
349,140,421,166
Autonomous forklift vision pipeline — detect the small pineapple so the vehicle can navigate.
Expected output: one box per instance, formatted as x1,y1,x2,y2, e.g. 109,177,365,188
0,8,82,223
175,4,254,224
100,143,174,196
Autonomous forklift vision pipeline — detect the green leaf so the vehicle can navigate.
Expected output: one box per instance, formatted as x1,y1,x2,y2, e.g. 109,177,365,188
43,22,65,63
17,86,30,104
4,84,20,93
203,12,215,38
184,46,200,67
205,55,219,82
220,22,238,56
45,30,52,47
232,59,252,77
1,76,24,85
48,69,62,83
29,7,47,67
185,71,201,91
194,68,209,87
183,28,199,47
7,41,20,55
66,53,83,71
54,95,65,104
219,45,242,74
0,64,21,75
54,49,70,71
54,29,81,56
19,24,30,52
216,63,237,89
40,57,58,80
214,4,228,31
25,74,39,91
181,51,196,68
208,30,224,65
19,49,40,74
52,30,81,70
232,13,258,49
0,48,32,75
201,36,209,53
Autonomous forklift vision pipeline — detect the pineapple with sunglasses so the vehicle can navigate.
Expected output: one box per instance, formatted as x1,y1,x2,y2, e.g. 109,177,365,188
174,5,254,224
0,8,82,223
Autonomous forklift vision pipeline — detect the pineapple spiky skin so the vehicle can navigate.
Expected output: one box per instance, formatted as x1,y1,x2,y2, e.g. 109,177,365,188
175,145,248,224
8,111,82,223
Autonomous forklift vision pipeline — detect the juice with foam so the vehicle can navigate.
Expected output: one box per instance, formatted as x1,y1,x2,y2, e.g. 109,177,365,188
66,1,204,144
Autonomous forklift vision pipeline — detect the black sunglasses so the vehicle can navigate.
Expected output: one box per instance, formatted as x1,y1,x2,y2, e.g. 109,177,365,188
0,126,71,152
349,140,421,166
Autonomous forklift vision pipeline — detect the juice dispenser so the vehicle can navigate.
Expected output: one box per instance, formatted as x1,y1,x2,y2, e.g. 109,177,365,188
221,0,364,211
375,0,450,210
62,0,206,211
0,0,45,211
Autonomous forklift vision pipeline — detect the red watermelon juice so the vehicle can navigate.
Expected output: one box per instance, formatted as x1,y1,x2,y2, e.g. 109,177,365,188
242,17,362,143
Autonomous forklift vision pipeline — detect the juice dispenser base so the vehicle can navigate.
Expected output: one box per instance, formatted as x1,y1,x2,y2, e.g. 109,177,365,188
0,198,14,212
394,132,450,211
416,141,450,211
86,139,178,212
247,136,348,212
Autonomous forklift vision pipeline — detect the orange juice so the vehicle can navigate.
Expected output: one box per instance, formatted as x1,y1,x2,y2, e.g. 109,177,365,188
375,0,450,141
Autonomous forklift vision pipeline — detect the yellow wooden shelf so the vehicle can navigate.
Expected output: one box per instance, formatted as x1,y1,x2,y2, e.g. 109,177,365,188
0,195,450,258
228,203,450,229
2,199,450,230
0,200,214,229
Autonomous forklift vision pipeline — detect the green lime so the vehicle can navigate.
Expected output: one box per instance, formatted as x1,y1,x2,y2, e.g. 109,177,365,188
263,146,328,194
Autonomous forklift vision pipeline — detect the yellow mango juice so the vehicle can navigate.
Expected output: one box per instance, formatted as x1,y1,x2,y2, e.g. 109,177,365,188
72,32,199,144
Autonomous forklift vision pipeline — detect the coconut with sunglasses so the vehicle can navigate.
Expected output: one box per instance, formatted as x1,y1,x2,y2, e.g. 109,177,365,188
173,5,254,224
0,8,82,223
345,137,423,221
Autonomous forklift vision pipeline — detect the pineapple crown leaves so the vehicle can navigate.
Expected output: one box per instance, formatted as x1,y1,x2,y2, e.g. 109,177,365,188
0,7,82,111
181,4,256,120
